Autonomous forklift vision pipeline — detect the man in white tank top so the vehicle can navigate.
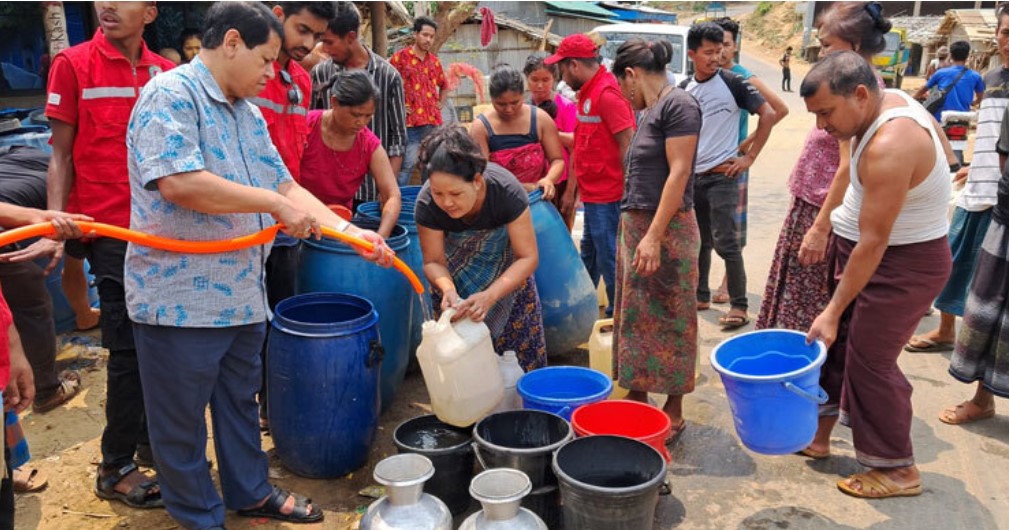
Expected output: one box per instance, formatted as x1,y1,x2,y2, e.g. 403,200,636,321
800,51,953,500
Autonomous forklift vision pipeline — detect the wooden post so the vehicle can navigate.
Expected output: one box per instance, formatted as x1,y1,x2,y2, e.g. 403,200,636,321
540,19,554,51
42,2,70,58
371,1,388,58
913,1,922,17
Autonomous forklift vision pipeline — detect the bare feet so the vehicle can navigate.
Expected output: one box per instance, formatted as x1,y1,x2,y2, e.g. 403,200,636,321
75,307,101,331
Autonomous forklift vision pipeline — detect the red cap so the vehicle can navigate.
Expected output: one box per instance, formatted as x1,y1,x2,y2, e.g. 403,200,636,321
544,34,598,65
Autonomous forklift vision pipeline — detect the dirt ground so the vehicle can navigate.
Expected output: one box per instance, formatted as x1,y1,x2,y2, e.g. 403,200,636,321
11,26,967,530
16,325,584,530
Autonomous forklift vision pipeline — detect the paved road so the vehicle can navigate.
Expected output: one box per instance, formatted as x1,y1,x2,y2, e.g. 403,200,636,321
654,51,1009,530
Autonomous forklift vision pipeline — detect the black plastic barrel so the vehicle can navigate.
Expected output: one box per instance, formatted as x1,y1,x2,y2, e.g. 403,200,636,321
393,414,474,515
553,435,667,530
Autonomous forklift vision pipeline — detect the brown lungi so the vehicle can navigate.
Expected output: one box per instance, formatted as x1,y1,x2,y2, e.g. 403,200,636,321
819,235,951,468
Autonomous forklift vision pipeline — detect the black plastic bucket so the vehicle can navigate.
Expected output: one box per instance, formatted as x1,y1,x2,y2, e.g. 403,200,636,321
553,435,667,530
472,410,573,489
393,414,474,515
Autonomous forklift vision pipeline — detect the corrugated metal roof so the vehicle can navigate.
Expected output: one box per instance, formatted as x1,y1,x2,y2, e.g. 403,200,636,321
889,15,944,45
544,1,614,19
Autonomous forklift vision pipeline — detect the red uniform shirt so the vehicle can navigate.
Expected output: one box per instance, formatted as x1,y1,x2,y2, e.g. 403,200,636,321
251,60,311,181
45,30,174,228
390,47,447,128
0,292,11,391
573,67,635,204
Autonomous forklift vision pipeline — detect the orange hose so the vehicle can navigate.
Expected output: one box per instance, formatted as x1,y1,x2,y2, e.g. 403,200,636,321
0,221,424,294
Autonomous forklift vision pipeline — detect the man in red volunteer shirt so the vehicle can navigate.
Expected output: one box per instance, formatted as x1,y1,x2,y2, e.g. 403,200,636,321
250,1,334,431
547,34,635,317
45,1,172,509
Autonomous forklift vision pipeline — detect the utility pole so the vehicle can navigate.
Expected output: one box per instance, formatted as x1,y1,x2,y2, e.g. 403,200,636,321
801,1,816,52
371,2,388,58
913,1,922,16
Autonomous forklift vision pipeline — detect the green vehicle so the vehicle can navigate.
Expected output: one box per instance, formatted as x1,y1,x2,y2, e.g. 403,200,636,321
873,28,909,88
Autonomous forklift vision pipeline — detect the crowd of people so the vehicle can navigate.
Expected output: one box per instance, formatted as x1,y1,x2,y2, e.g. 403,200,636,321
0,0,1008,528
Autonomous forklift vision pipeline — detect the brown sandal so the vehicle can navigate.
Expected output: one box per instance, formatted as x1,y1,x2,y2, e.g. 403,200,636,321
32,370,82,413
837,470,922,499
939,401,995,425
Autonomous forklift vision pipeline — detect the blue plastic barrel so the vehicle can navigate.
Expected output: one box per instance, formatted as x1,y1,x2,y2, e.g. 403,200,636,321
355,199,432,358
267,293,383,478
710,329,828,455
297,221,413,411
517,366,612,421
527,189,597,355
43,257,99,334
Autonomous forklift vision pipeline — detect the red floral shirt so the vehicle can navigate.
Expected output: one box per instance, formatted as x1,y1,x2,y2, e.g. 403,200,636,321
390,47,447,127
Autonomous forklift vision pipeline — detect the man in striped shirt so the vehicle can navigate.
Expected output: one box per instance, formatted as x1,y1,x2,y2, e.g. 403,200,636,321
309,1,407,205
904,4,1009,358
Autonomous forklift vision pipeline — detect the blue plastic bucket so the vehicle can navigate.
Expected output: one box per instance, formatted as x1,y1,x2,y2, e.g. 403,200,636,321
267,293,382,478
517,367,612,420
710,329,828,455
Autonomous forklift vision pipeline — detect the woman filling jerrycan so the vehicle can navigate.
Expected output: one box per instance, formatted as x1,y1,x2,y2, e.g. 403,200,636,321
417,309,504,427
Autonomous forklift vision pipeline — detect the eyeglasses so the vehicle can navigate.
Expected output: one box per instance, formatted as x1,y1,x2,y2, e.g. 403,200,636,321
279,69,303,105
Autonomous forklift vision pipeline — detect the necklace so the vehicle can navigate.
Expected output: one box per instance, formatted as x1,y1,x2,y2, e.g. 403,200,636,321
625,83,674,173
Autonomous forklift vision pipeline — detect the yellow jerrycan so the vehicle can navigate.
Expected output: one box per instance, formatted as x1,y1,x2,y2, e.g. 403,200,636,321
587,318,628,399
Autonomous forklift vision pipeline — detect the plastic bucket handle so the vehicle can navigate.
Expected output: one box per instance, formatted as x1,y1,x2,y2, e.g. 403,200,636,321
782,382,829,404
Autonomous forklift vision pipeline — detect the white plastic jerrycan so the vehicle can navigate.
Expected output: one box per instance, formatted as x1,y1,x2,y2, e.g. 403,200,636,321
417,309,504,427
587,318,628,399
493,351,525,413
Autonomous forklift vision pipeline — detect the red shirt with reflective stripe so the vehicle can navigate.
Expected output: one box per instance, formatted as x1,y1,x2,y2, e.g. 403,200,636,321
573,67,635,204
252,60,311,181
45,30,174,228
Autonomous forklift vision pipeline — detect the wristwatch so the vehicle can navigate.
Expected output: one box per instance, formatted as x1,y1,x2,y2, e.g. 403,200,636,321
949,162,963,173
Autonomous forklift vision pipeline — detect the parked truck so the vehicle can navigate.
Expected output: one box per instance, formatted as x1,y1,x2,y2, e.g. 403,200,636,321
873,28,909,89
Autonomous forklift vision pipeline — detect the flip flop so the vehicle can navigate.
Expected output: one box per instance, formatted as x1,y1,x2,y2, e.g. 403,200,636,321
719,314,750,331
665,421,687,445
939,401,996,425
712,291,730,304
13,468,49,493
903,337,954,353
796,446,830,459
836,470,922,499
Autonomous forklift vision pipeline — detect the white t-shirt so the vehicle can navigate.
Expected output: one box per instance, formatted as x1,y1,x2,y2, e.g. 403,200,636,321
682,69,765,173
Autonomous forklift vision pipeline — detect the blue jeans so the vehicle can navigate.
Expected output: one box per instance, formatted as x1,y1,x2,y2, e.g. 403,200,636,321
581,201,621,317
398,125,436,185
135,323,273,530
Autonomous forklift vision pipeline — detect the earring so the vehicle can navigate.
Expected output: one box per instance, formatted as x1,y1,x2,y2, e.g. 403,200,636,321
629,83,636,104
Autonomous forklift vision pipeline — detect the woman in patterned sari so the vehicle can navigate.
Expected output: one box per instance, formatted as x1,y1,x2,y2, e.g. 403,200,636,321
611,39,701,440
414,126,547,371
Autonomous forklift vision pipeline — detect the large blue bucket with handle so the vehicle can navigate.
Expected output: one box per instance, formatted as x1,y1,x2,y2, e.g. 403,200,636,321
711,329,828,455
517,366,612,421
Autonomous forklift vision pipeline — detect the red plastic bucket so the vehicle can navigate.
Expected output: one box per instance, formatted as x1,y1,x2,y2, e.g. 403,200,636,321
570,400,672,462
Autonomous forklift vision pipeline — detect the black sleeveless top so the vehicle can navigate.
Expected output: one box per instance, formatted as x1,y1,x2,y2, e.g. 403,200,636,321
477,106,539,152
